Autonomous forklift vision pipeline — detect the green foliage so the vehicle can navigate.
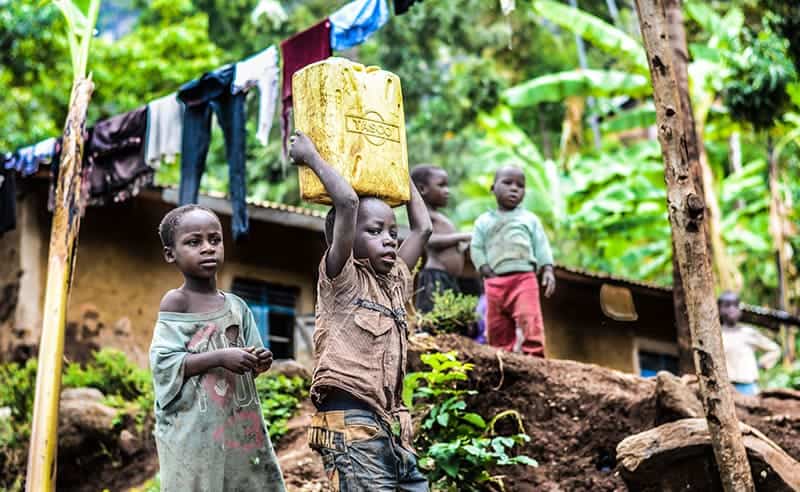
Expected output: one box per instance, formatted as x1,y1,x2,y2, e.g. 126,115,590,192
62,348,155,426
505,69,651,108
0,359,39,447
417,290,478,335
723,27,797,130
532,0,648,74
404,352,536,491
255,373,309,442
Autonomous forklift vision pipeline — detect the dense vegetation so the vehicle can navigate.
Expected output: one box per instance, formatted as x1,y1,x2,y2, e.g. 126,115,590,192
0,349,309,489
4,0,797,305
3,0,799,386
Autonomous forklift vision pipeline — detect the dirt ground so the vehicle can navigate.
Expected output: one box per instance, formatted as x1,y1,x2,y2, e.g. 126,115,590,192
403,334,800,491
46,333,800,491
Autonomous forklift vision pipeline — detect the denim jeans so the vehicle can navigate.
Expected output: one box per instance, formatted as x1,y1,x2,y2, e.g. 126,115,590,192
308,410,429,492
178,65,249,240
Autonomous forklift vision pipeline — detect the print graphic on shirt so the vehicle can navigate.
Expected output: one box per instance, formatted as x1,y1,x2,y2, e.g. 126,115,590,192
185,322,259,413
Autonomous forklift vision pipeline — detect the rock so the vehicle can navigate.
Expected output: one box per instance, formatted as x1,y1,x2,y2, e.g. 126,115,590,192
58,398,119,452
654,371,703,424
61,387,104,402
617,418,800,492
270,359,311,380
118,429,142,456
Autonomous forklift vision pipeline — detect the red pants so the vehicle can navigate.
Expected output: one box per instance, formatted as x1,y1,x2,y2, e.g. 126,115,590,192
484,272,545,356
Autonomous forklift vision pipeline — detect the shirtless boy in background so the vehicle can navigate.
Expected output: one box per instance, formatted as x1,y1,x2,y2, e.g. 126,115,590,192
411,165,471,314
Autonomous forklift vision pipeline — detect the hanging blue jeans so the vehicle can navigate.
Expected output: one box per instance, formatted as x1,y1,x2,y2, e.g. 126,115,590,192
177,65,249,240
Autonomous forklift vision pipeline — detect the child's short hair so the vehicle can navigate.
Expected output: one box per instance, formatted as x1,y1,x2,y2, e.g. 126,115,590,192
410,164,443,188
158,204,219,248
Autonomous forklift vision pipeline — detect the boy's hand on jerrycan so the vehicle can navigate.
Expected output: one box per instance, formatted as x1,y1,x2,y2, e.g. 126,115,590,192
217,348,259,374
288,130,319,166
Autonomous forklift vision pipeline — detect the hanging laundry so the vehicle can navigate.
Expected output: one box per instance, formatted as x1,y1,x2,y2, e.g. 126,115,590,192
394,0,423,15
233,46,279,146
280,19,331,158
85,107,152,206
330,0,389,51
5,137,57,176
0,168,16,235
145,93,184,167
500,0,516,15
177,65,250,241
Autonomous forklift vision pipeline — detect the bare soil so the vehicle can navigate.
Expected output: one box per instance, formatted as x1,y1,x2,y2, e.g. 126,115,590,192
14,333,799,491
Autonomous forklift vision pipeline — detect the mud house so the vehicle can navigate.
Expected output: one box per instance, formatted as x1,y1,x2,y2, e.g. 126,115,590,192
2,181,327,368
2,179,796,373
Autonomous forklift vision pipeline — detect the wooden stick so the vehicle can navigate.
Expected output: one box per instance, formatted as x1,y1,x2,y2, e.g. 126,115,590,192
26,76,94,492
633,1,755,490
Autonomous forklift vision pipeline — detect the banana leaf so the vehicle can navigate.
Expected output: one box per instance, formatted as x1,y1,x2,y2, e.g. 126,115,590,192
600,103,656,133
533,0,648,73
505,69,650,108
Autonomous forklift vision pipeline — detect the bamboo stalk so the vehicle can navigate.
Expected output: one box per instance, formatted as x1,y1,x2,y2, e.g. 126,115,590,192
634,1,755,490
26,76,94,492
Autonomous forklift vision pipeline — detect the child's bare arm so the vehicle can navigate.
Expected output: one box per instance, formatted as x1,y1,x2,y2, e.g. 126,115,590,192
289,130,358,278
398,181,433,269
183,348,259,379
428,232,472,250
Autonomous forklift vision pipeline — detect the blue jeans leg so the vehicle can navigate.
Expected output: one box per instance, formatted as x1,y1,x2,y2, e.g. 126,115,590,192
178,103,212,206
312,410,429,492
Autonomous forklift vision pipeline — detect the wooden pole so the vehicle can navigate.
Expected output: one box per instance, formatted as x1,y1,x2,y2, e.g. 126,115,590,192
664,0,702,376
634,1,755,490
26,76,94,492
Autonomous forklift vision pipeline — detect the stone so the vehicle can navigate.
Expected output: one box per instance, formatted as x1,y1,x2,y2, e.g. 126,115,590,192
654,370,703,424
61,387,104,402
270,359,311,381
118,429,142,456
58,398,119,452
617,418,800,491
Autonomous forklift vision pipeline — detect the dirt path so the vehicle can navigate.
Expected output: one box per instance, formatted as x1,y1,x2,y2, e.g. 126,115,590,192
275,400,329,491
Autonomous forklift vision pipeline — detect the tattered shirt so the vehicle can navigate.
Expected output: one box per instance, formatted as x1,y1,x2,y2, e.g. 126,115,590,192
149,292,285,492
311,253,414,433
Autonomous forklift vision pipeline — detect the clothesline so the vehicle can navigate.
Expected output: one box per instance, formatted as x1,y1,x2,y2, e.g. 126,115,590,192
0,0,425,239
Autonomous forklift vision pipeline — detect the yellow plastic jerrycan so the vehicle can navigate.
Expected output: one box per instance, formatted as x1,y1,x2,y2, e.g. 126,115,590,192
293,57,410,206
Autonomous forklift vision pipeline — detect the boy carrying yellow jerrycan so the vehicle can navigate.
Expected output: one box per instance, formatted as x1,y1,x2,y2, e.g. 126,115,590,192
292,57,410,205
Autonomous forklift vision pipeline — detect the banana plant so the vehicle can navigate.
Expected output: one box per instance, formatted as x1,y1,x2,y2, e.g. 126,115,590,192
53,0,101,81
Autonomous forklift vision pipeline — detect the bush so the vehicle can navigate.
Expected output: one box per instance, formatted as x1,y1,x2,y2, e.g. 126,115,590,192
417,290,478,335
255,373,309,443
404,351,537,491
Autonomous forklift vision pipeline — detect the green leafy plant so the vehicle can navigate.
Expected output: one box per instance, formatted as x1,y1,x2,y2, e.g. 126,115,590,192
723,26,797,130
405,352,537,491
62,348,155,427
417,290,478,335
255,374,309,442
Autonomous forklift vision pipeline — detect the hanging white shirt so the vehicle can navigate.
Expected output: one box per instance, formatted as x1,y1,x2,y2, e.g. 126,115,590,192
233,45,279,146
145,93,184,167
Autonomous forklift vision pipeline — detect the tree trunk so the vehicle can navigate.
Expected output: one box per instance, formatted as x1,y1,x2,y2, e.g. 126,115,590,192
729,132,745,210
568,0,602,150
26,77,94,492
664,1,700,376
768,137,792,365
673,255,694,374
634,1,755,491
